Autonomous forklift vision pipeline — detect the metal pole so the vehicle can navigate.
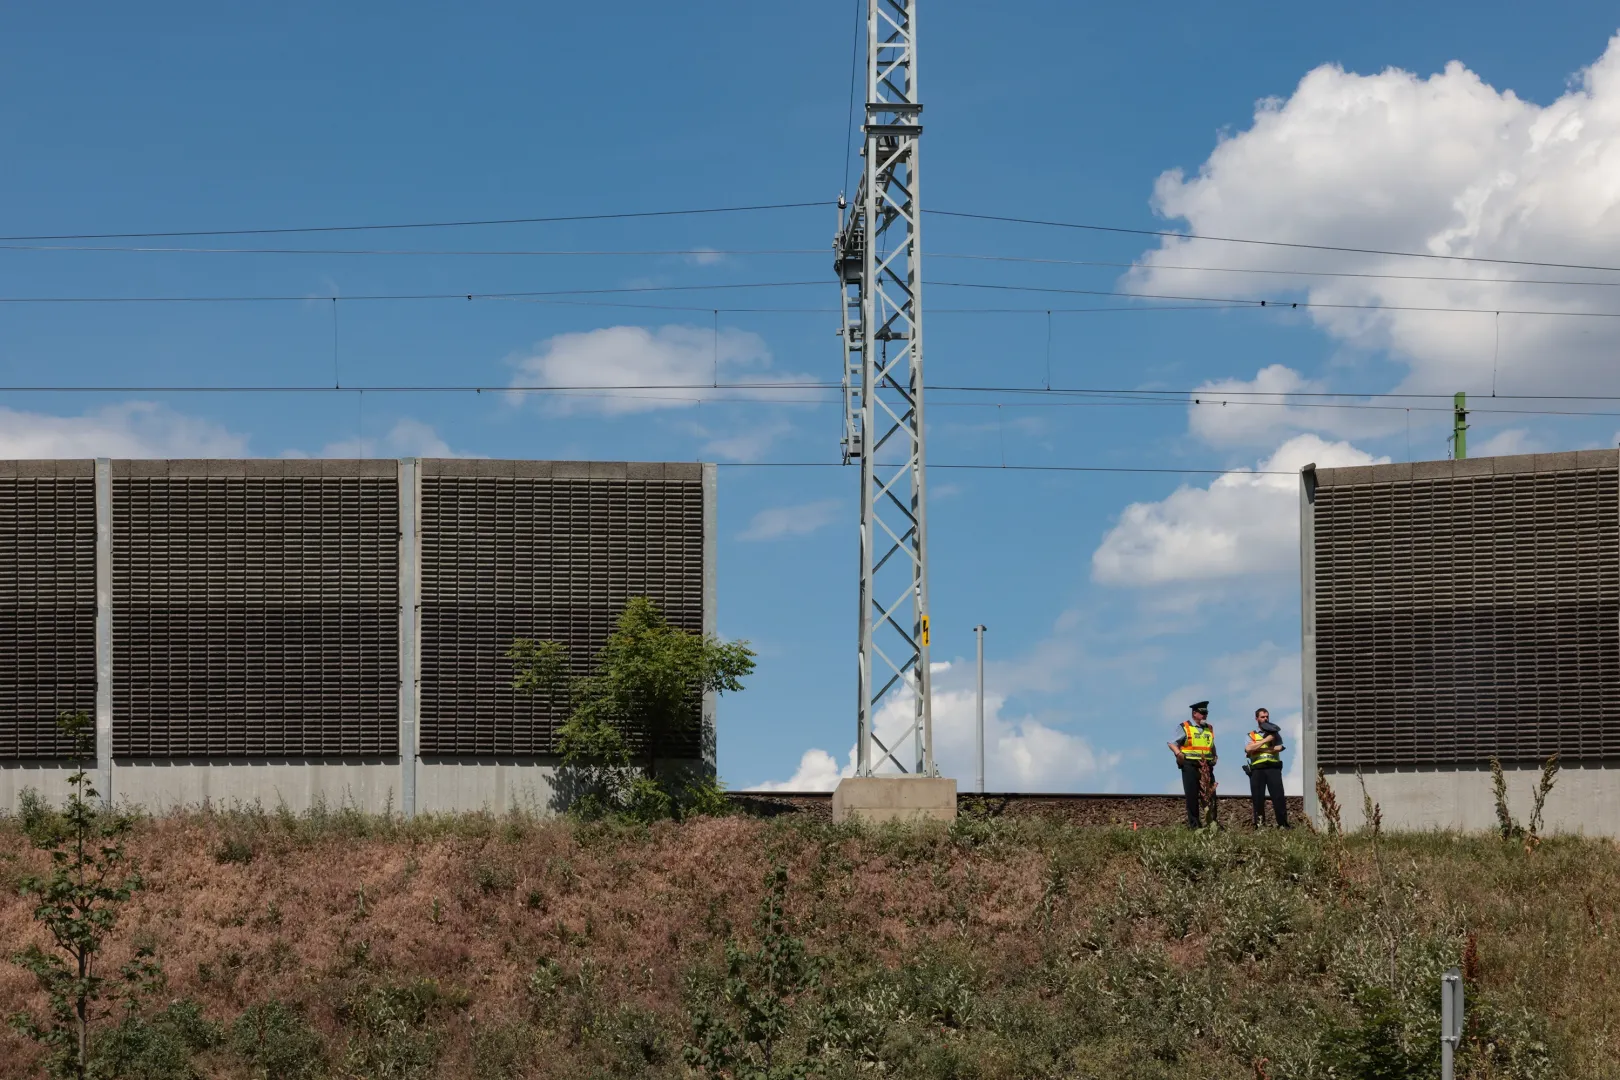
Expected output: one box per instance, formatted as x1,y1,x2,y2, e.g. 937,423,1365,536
974,625,986,793
835,0,931,777
1453,392,1468,459
1441,966,1463,1080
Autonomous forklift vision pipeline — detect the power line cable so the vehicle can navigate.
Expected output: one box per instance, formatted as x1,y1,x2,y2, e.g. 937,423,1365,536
0,281,825,303
8,380,1620,417
0,201,833,242
927,279,1620,320
719,462,1299,476
0,244,826,256
927,208,1620,276
930,252,1620,291
842,0,863,197
14,278,1620,321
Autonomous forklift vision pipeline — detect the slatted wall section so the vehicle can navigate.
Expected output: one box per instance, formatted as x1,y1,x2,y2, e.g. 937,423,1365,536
0,467,97,758
419,470,706,756
1314,467,1620,766
112,470,399,757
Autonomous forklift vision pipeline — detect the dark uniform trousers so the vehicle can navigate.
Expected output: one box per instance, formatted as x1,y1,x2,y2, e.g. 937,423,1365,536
1180,760,1215,828
1249,764,1289,827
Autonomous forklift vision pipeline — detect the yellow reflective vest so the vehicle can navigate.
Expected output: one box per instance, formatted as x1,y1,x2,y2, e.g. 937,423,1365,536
1248,730,1281,767
1180,721,1215,761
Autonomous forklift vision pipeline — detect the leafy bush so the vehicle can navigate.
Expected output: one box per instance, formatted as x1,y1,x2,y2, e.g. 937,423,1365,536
338,980,469,1080
470,1020,544,1079
213,836,256,865
93,1000,220,1080
685,865,818,1079
230,999,326,1080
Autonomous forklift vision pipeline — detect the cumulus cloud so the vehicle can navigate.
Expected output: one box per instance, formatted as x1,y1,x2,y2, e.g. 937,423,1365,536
747,664,1118,792
0,402,247,458
291,418,474,459
508,324,811,415
749,749,845,791
1132,34,1620,396
1092,433,1385,586
739,498,843,542
1471,428,1544,456
1190,364,1405,447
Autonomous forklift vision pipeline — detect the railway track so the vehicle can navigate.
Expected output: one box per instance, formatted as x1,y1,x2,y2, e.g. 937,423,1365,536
726,790,1306,829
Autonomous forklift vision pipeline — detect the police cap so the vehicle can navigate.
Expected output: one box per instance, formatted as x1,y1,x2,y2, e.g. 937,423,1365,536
1189,700,1210,714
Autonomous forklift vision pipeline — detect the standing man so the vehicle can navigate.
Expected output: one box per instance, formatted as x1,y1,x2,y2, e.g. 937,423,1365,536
1169,701,1218,828
1245,707,1290,828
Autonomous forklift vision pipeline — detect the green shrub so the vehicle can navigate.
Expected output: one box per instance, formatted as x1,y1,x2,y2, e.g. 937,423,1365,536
15,787,64,845
338,980,469,1080
230,999,326,1080
472,1020,545,1078
214,835,256,865
473,859,517,894
94,999,220,1080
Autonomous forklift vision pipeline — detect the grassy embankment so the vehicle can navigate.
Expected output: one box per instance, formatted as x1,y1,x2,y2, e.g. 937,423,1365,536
0,803,1614,1079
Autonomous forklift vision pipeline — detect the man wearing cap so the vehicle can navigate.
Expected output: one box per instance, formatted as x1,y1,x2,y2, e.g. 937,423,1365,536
1168,701,1218,828
1245,707,1290,828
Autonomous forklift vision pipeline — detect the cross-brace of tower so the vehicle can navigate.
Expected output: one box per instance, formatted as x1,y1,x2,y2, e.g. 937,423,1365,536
835,0,935,778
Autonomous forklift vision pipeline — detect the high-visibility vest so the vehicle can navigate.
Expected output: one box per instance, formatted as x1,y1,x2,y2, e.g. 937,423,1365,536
1249,730,1281,767
1180,721,1215,761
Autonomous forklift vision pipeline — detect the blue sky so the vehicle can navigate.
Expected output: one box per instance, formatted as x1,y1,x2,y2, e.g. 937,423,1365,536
5,2,1620,793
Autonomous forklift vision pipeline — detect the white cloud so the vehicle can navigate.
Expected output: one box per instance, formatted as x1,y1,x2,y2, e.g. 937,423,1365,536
1471,427,1543,456
739,498,842,542
749,748,846,792
1092,433,1385,586
1133,34,1620,397
748,661,1118,793
290,418,473,459
508,324,810,415
690,421,784,462
0,402,247,458
684,247,726,267
1190,364,1405,447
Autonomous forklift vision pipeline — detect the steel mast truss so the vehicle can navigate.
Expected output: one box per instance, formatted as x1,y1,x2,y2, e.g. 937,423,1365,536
835,0,934,777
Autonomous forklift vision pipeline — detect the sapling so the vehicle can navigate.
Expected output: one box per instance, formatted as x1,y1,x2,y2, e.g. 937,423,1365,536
8,711,156,1079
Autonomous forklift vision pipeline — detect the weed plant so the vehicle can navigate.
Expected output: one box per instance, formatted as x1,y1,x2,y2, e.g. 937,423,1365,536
0,802,1612,1078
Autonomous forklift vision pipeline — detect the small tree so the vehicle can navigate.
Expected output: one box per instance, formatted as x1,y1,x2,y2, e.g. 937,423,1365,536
685,866,817,1080
509,597,756,818
9,711,155,1079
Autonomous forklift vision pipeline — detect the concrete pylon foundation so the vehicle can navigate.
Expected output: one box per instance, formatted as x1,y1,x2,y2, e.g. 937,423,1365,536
832,776,957,824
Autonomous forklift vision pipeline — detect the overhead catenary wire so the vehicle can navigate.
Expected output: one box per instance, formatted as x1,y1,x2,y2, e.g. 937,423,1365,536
928,252,1620,291
14,278,1620,322
0,280,825,303
719,462,1301,475
0,244,828,256
14,200,1613,275
17,240,1620,296
927,207,1620,276
927,279,1620,320
841,0,863,197
0,201,834,242
6,380,1620,418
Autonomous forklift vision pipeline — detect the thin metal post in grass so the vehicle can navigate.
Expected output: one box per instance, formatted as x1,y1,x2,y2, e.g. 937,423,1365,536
974,624,986,794
1441,965,1464,1080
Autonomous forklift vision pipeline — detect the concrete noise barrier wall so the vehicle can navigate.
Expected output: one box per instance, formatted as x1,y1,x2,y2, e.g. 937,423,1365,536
0,459,716,816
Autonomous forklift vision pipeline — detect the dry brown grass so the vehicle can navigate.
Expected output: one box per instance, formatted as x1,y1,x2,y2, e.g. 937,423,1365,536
0,808,1615,1079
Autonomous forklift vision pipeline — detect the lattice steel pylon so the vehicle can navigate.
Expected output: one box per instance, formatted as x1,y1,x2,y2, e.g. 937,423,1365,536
834,0,935,778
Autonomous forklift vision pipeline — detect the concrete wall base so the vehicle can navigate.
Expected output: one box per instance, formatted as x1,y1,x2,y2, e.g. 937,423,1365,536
832,776,957,824
1,757,704,818
1322,763,1620,838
